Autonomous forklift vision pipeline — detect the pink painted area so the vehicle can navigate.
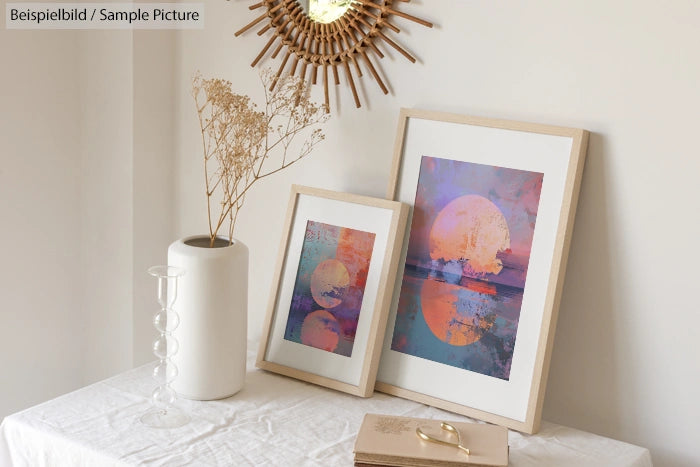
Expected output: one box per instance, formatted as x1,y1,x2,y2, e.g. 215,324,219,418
429,194,510,275
420,279,494,346
300,309,340,352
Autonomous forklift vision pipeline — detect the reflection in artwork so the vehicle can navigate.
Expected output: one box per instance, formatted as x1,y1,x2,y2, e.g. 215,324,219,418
391,156,544,380
285,221,376,356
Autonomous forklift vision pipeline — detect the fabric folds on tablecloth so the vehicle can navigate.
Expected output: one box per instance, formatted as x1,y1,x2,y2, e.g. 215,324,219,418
0,343,653,467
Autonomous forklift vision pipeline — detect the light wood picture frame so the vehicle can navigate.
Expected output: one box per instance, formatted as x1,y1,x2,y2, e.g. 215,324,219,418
258,185,408,396
375,108,589,433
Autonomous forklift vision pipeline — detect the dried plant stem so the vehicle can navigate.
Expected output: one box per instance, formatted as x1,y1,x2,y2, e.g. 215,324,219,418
193,69,328,247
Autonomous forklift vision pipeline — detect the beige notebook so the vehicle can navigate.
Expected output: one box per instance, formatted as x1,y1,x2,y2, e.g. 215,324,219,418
353,414,508,467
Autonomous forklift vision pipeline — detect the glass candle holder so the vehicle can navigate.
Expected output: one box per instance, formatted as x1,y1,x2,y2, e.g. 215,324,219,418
140,265,189,428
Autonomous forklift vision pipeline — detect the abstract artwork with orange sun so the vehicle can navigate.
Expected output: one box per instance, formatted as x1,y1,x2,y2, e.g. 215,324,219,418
284,221,376,357
391,156,544,380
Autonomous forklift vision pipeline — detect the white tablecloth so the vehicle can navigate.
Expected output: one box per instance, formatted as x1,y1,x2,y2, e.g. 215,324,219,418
1,343,652,467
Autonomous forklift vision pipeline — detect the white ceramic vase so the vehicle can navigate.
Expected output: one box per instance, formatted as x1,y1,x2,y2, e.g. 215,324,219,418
167,235,248,400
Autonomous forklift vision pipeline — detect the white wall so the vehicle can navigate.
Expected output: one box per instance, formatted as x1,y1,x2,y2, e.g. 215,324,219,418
132,30,177,366
0,28,84,417
1,27,174,415
172,1,700,465
79,31,135,383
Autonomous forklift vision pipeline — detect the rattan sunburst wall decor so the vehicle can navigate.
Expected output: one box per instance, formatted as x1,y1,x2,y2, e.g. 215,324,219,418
234,0,433,111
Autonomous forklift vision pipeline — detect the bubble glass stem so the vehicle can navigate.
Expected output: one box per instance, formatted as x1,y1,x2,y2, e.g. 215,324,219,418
140,265,189,428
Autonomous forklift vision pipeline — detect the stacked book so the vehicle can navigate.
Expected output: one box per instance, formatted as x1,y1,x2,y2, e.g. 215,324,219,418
353,414,509,467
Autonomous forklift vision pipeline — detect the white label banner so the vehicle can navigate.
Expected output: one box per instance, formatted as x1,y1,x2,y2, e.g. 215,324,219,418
6,3,204,29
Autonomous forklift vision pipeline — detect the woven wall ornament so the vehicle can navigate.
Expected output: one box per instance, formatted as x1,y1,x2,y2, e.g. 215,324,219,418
235,0,433,111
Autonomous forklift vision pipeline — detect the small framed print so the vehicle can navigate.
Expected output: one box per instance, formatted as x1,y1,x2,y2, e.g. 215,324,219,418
376,109,589,433
258,185,408,397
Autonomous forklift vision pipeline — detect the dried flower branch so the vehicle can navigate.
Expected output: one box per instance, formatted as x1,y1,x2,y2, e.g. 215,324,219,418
193,69,329,247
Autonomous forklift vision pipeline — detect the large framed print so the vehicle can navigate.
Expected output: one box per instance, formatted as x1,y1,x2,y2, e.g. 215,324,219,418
258,185,408,397
376,109,589,433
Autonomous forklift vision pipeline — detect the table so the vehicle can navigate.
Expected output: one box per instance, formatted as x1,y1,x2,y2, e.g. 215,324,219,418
1,343,652,466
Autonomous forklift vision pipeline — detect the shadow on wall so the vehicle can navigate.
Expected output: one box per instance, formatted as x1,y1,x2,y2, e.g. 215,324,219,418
543,133,626,436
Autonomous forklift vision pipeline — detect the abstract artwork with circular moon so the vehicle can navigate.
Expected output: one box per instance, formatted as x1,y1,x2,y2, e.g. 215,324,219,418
284,220,376,356
390,157,544,380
